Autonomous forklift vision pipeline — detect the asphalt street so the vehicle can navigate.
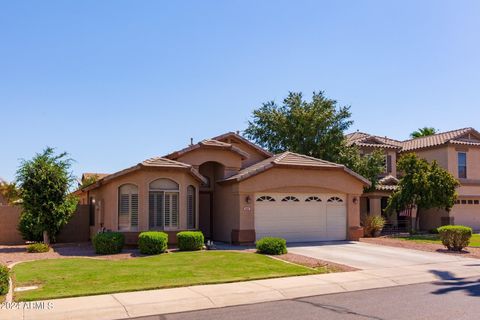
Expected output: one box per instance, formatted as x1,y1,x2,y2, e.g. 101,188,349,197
128,275,480,320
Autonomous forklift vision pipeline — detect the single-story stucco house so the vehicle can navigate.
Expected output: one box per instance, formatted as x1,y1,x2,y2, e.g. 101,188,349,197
78,132,370,244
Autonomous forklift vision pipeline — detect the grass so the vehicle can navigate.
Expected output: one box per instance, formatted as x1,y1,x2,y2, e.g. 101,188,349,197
396,234,480,247
12,251,322,301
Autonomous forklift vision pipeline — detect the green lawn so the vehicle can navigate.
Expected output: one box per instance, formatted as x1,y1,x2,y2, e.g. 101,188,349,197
13,251,322,301
397,234,480,247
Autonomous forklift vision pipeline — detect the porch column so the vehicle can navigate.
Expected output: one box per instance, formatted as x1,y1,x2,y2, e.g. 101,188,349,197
369,196,382,217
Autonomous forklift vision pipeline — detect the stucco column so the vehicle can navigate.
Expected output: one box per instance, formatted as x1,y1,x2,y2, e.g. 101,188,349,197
347,194,363,241
369,196,382,217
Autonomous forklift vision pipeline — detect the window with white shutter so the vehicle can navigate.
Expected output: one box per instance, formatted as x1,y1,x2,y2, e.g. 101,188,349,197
187,185,196,229
148,179,180,230
118,184,139,231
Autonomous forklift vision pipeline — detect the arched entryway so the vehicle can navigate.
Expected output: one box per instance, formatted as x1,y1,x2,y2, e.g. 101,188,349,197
198,161,225,240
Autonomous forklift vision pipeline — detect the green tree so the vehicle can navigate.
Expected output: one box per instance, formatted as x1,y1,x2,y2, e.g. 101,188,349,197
386,153,459,230
410,127,438,138
244,91,385,188
0,179,21,205
16,147,78,244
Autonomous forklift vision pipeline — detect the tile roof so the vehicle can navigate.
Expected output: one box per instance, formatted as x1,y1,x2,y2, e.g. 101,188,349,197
348,127,480,152
165,138,250,160
211,132,273,157
83,157,207,191
346,132,403,149
401,127,480,151
221,151,370,185
81,173,110,180
375,175,399,191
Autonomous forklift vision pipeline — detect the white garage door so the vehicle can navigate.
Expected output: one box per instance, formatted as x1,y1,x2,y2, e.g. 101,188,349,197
254,193,347,242
452,203,480,231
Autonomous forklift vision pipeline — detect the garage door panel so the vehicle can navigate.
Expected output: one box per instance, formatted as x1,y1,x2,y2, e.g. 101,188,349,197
254,193,346,242
452,205,480,231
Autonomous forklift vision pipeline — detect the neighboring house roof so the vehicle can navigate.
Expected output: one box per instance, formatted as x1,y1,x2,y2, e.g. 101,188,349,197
165,138,250,160
347,127,480,153
401,127,480,152
83,157,207,192
375,175,399,191
346,132,403,149
212,132,273,158
81,173,110,181
220,151,371,186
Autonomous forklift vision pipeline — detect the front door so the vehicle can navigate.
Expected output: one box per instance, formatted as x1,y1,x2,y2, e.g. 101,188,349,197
199,192,213,239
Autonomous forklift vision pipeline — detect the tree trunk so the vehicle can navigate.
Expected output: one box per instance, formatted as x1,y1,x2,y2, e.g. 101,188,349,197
43,231,50,245
415,209,421,231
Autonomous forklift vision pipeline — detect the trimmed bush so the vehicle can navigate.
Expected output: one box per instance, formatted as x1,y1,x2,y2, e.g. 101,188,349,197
92,232,125,254
0,265,9,296
429,228,439,234
27,243,50,253
438,225,472,251
362,215,386,237
177,231,204,251
138,232,168,255
256,237,287,255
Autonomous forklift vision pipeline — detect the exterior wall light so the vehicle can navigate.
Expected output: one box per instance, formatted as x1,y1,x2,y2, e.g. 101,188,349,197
245,195,251,204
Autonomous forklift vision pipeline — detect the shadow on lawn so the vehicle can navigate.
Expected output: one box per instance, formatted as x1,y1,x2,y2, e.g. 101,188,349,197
430,270,480,297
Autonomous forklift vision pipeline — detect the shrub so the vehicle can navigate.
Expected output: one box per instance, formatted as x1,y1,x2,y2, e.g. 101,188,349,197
0,265,9,296
27,243,50,253
177,231,204,251
138,232,168,255
437,225,472,251
256,237,287,255
92,232,125,254
362,215,386,237
429,228,439,234
18,211,43,242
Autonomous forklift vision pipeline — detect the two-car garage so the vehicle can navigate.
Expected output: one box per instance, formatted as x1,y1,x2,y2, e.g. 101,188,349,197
254,193,347,242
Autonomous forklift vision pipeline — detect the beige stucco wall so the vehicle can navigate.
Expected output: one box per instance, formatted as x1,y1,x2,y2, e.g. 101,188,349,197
175,148,243,176
88,168,200,233
233,167,365,238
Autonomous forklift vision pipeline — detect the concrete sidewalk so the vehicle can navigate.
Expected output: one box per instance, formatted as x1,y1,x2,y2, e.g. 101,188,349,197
2,256,480,320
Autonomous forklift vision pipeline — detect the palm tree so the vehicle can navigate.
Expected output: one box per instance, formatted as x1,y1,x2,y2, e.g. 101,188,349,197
410,127,438,139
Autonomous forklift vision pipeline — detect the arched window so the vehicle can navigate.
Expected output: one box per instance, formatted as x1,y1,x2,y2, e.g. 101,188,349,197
118,184,138,231
149,179,179,229
305,196,322,202
281,196,300,202
327,196,343,203
187,185,196,229
256,196,276,202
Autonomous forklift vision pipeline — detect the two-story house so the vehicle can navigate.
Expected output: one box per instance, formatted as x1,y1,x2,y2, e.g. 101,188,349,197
347,127,480,232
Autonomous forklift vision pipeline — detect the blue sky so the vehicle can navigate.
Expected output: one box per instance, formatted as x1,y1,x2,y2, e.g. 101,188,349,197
1,0,480,181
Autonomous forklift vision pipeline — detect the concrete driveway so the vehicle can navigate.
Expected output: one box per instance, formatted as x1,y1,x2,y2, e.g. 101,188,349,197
288,241,469,270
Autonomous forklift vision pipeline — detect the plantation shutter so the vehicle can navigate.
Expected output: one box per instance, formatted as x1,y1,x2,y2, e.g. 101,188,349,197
149,191,164,228
119,194,130,230
187,186,195,229
165,193,171,227
131,194,138,228
171,193,178,227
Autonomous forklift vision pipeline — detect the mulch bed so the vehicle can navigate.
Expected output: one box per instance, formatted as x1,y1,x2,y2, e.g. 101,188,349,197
0,242,145,266
360,237,480,259
275,252,358,272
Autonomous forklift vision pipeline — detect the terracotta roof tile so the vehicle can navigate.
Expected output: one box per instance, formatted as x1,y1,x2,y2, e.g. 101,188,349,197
165,138,249,160
211,132,273,157
346,132,403,149
401,127,477,151
221,151,370,185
